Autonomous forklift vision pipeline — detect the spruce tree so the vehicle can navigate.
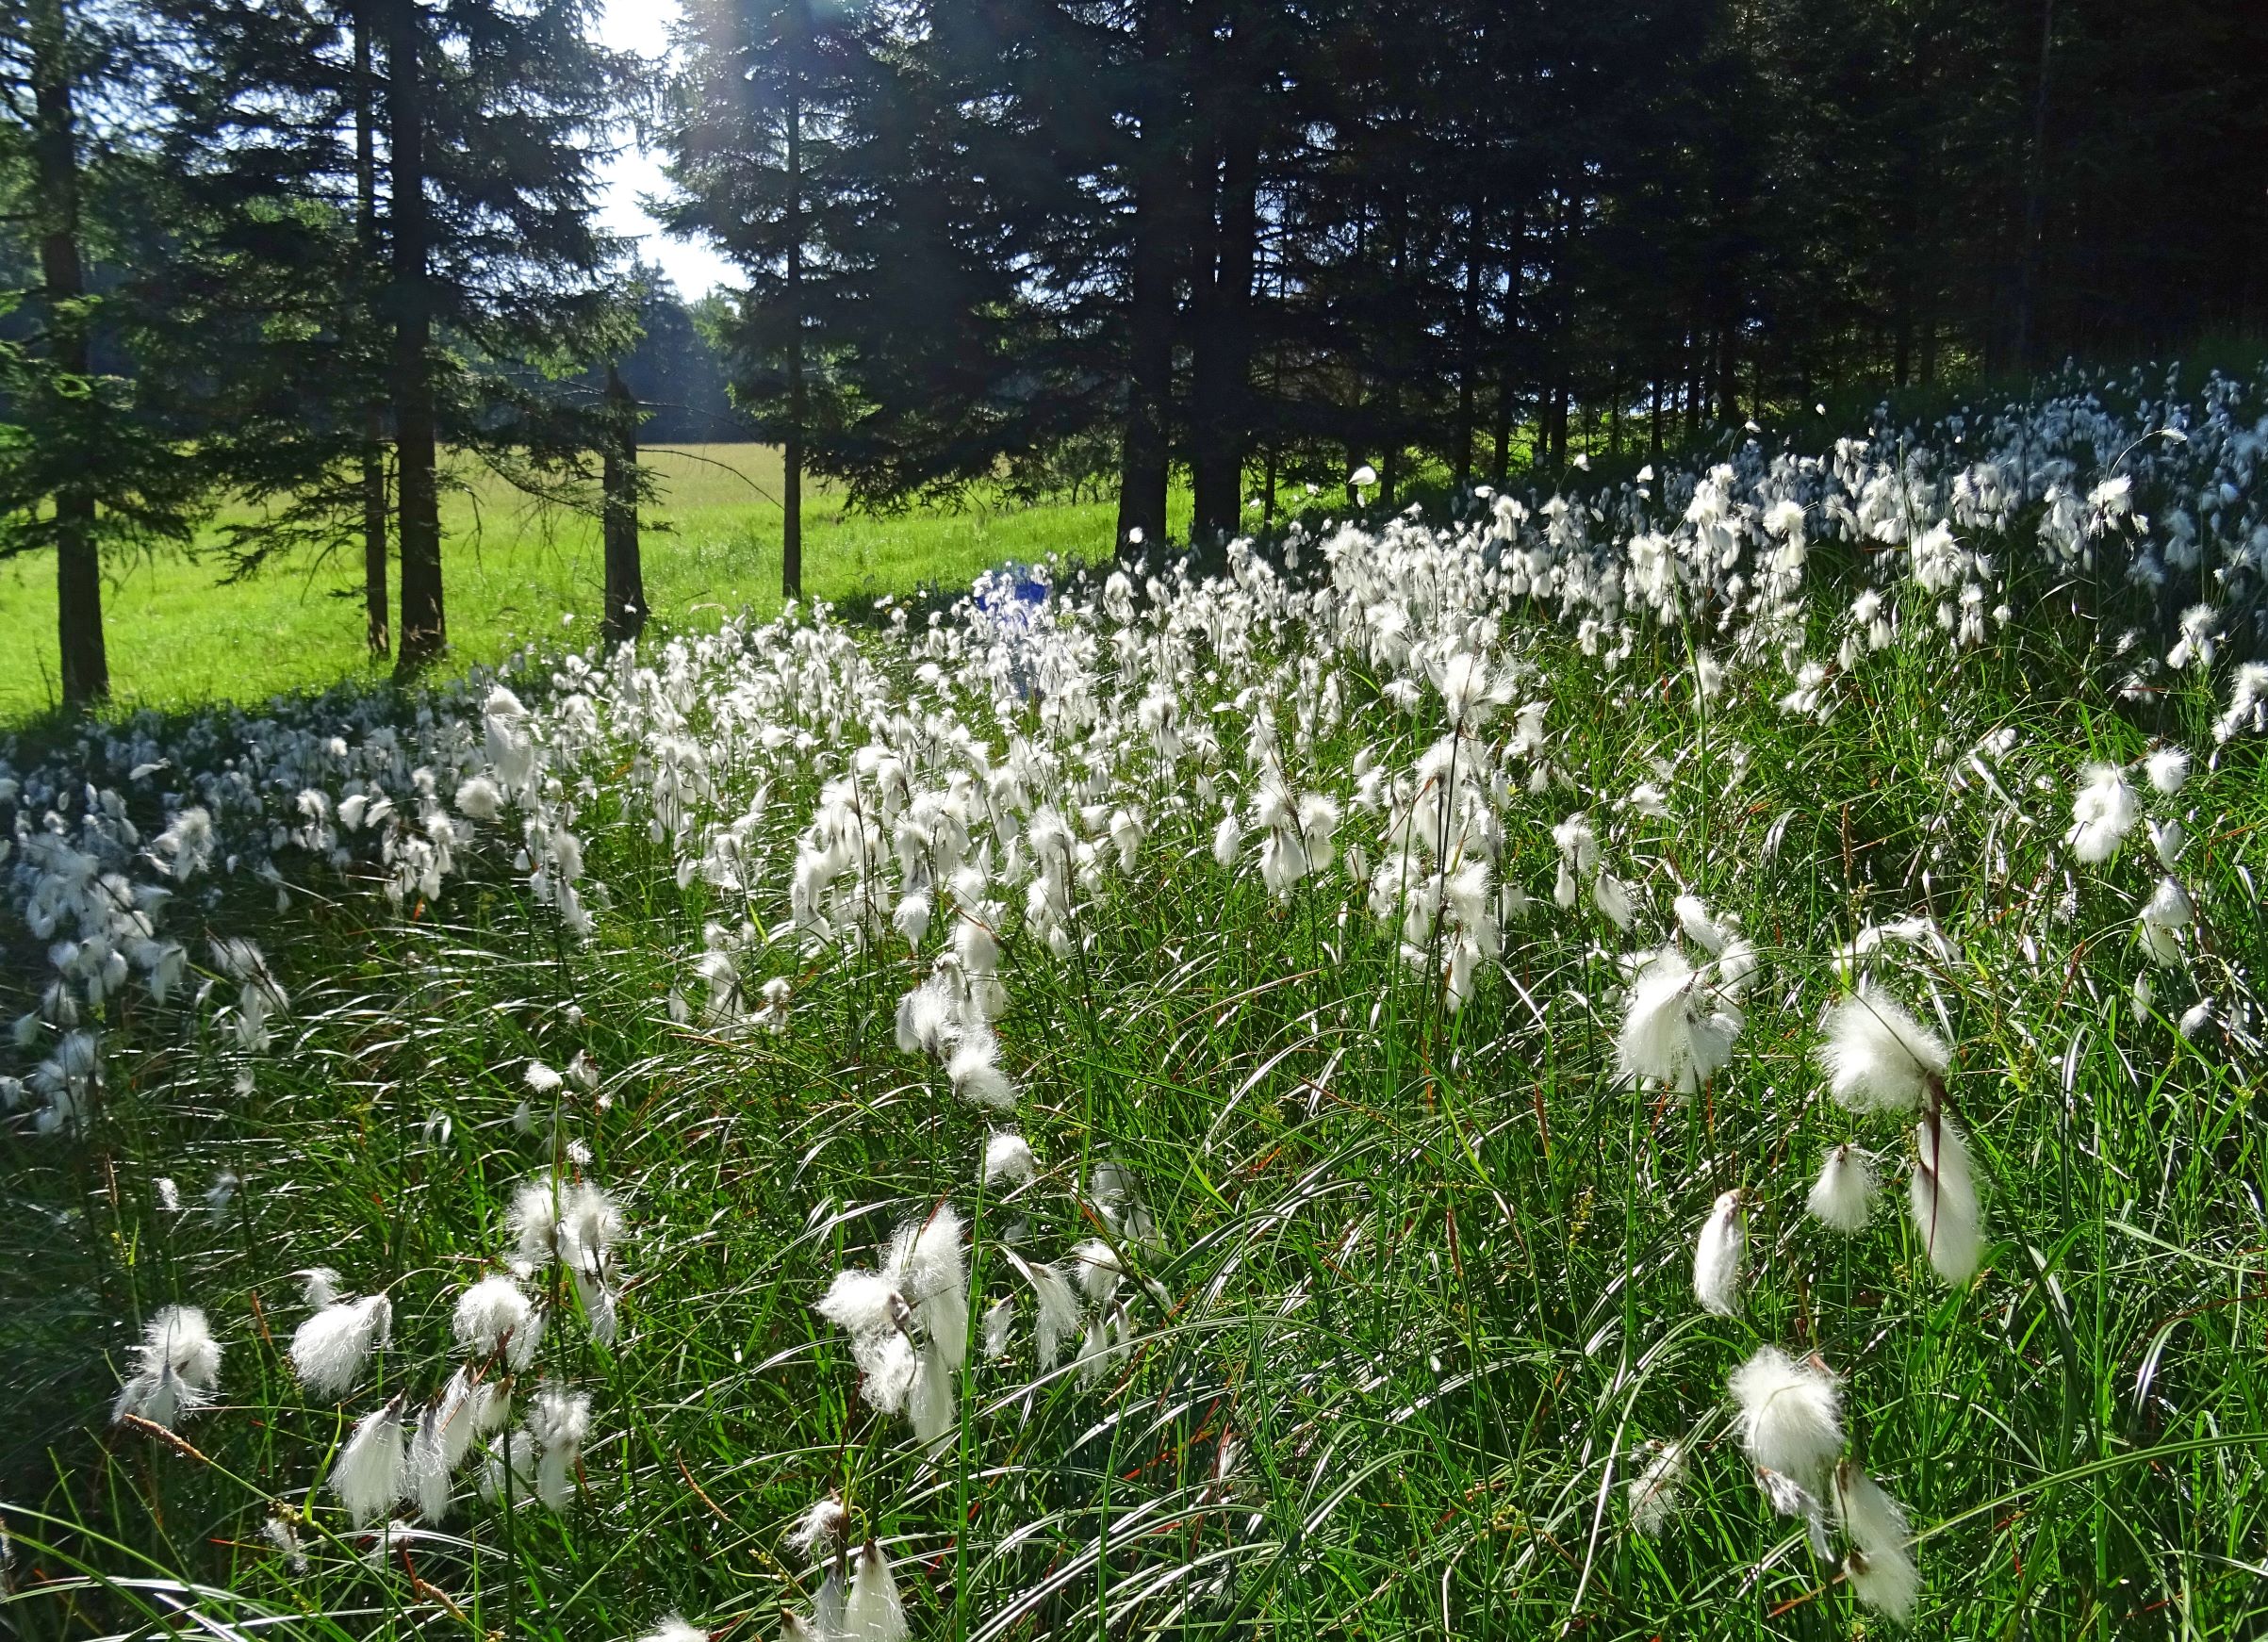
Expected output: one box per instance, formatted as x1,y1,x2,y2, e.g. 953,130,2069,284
0,0,203,709
661,0,885,599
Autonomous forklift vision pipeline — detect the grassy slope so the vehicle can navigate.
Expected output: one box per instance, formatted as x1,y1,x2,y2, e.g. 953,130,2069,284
2,561,2263,1638
0,446,1168,723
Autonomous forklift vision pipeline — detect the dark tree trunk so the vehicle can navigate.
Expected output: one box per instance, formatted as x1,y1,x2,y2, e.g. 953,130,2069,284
1453,203,1484,489
2011,0,2056,374
1715,322,1740,424
387,0,444,677
1491,356,1513,485
601,364,645,646
782,74,804,599
32,0,104,708
353,2,388,657
1490,207,1522,485
1114,14,1175,560
1189,102,1258,546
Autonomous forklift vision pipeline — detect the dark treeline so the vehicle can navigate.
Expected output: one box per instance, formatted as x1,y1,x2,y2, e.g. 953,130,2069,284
1,0,2263,707
0,0,646,704
664,0,2268,555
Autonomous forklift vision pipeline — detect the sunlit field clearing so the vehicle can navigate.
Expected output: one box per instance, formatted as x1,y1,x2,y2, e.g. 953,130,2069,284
4,370,2268,1640
0,446,1142,723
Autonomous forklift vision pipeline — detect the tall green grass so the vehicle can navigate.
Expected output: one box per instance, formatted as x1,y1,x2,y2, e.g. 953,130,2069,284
0,447,1164,724
2,552,2262,1639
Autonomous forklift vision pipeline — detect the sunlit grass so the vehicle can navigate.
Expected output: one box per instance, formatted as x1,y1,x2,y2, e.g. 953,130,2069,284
2,387,2265,1639
0,446,1170,723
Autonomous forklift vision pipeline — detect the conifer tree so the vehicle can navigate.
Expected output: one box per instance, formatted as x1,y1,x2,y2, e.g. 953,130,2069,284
0,0,203,709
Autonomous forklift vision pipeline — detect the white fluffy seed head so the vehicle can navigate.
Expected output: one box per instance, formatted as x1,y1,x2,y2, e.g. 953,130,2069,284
984,1294,1014,1358
1616,950,1743,1094
1627,1439,1685,1537
637,1618,708,1642
845,1541,909,1642
527,1383,591,1510
1073,1238,1122,1304
1692,1190,1746,1317
1672,893,1730,956
1592,869,1635,930
1909,1116,1986,1285
2144,746,2189,796
908,1338,956,1443
1729,1346,1843,1488
1816,984,1948,1115
2067,763,2139,863
452,1273,542,1369
946,1036,1016,1111
289,1294,392,1401
1807,1144,1879,1234
816,1268,908,1339
1844,1543,1921,1623
112,1305,223,1429
1019,1257,1081,1371
982,1130,1036,1186
784,1494,848,1561
1833,1460,1911,1555
332,1403,406,1526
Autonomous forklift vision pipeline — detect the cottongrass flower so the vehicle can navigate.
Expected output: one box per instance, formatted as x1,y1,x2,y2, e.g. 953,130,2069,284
887,1207,970,1368
509,1177,623,1314
1007,1253,1081,1371
2137,877,2193,966
1592,869,1635,931
909,1340,957,1443
452,1273,542,1369
455,774,504,822
784,1493,849,1562
895,973,960,1058
1844,1546,1921,1624
2066,763,2139,863
846,1540,910,1642
1910,1114,1986,1285
526,1383,591,1510
1672,893,1733,956
984,1295,1015,1358
1615,950,1743,1094
112,1305,222,1429
1211,809,1241,868
1836,1461,1920,1621
481,1428,536,1502
2145,747,2190,796
1807,1144,1878,1234
332,1400,406,1527
814,1267,918,1416
1730,1346,1843,1488
983,1130,1037,1187
2215,661,2268,742
297,1266,342,1309
1692,1190,1746,1317
290,1293,393,1400
946,1030,1017,1111
636,1618,707,1642
1627,1439,1686,1537
815,1206,969,1424
407,1371,485,1521
261,1512,307,1575
2149,817,2185,870
1816,984,1948,1115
